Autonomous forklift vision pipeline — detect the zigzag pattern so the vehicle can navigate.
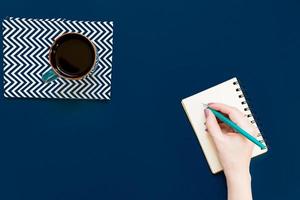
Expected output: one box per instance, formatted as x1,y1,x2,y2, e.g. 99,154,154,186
2,17,113,100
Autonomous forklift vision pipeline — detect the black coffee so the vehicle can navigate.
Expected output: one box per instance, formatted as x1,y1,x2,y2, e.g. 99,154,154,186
50,33,95,78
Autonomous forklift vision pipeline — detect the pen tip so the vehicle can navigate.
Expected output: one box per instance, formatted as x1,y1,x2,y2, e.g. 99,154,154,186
202,103,208,108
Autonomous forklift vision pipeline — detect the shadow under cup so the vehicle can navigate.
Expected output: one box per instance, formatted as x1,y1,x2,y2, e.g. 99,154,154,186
47,33,96,81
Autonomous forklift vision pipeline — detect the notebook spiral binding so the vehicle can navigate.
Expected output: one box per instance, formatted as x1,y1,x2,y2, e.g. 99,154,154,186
232,79,264,143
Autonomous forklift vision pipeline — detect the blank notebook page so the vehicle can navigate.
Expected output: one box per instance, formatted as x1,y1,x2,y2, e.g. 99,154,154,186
181,77,267,174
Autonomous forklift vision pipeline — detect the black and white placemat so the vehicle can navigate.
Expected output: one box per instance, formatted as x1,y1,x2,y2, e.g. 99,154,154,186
2,17,113,100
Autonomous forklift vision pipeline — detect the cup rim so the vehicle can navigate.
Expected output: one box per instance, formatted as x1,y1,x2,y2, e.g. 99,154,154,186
48,32,97,80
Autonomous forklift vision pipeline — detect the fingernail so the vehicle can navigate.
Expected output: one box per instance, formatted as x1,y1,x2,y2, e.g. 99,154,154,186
204,109,209,118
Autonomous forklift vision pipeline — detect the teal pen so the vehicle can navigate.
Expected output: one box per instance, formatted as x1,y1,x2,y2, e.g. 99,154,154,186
205,105,266,150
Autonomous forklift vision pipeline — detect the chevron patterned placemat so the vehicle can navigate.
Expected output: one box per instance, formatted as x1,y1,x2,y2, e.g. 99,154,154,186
2,17,113,100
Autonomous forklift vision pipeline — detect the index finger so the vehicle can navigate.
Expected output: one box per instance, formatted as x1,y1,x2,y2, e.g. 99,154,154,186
208,103,244,123
208,103,257,136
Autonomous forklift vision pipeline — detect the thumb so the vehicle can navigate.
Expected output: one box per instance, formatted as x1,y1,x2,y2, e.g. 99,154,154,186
205,109,223,139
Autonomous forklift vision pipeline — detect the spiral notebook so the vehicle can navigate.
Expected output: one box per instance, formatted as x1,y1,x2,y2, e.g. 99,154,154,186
181,77,268,174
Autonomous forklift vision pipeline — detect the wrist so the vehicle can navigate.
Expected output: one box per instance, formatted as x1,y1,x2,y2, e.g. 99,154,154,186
225,170,253,200
225,169,251,184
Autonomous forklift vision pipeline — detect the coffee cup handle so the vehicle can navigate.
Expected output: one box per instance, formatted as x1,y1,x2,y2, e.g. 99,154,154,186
42,68,58,82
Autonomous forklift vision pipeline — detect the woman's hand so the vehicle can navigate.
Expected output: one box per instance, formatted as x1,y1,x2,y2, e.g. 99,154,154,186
205,103,256,200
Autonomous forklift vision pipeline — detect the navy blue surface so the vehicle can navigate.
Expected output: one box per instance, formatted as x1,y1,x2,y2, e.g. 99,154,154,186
0,0,299,199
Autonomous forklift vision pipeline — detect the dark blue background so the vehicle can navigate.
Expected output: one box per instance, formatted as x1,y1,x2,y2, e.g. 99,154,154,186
0,0,299,199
